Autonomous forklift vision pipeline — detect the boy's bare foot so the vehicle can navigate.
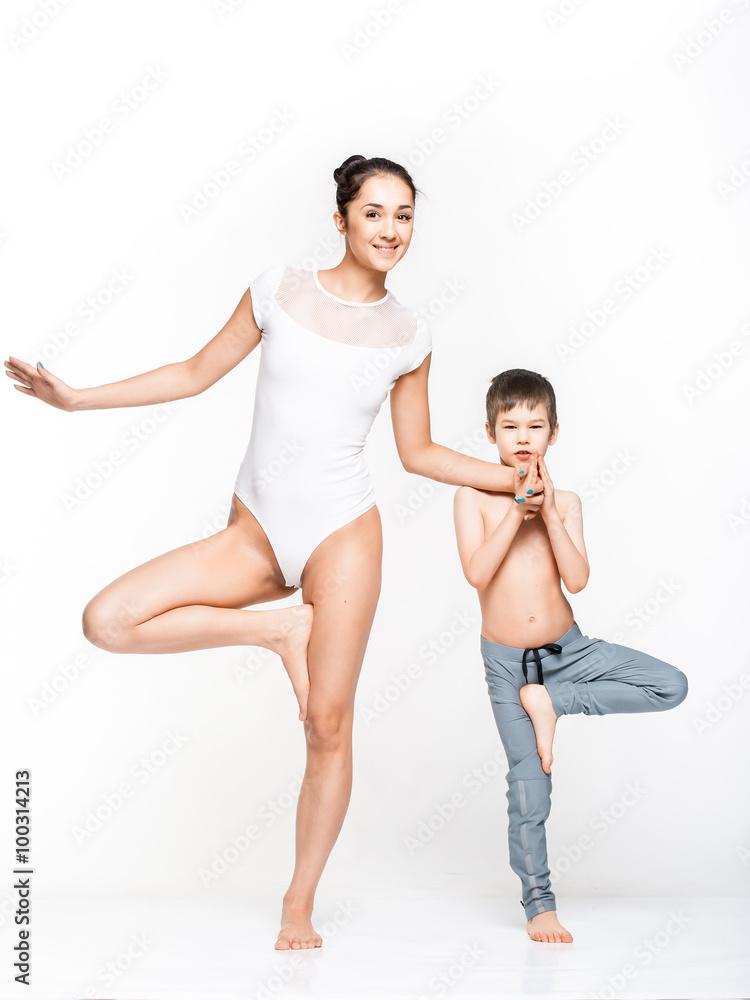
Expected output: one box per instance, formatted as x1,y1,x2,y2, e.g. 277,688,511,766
519,683,557,774
275,906,323,950
267,604,314,721
527,910,573,943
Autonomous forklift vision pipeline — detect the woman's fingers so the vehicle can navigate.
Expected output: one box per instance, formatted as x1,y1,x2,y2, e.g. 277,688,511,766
5,369,33,388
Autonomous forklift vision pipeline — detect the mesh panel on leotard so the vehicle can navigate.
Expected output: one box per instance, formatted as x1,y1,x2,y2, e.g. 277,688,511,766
274,267,418,348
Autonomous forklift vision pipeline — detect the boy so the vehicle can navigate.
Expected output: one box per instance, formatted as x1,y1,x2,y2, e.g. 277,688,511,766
453,369,688,943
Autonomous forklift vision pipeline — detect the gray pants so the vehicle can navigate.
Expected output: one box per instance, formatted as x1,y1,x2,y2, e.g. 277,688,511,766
481,621,688,921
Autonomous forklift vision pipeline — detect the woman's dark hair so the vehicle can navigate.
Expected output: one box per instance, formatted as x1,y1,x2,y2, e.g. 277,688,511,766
486,369,558,436
333,155,419,221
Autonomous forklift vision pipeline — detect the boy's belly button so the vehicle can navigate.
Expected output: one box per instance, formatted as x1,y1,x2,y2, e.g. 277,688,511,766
529,616,535,622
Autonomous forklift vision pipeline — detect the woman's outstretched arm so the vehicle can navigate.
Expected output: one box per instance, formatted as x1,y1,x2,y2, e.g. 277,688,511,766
4,288,261,412
390,353,538,499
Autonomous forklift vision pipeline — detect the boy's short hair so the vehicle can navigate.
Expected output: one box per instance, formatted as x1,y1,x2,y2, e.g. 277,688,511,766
486,369,558,435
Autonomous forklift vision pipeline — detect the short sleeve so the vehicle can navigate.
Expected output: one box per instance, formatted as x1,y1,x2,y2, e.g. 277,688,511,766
402,315,432,374
248,263,285,331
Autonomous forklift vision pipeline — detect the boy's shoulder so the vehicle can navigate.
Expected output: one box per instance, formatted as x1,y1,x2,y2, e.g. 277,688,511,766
550,487,584,524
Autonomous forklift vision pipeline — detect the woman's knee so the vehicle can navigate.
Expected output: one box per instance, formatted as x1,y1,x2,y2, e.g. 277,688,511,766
304,709,352,754
81,596,136,653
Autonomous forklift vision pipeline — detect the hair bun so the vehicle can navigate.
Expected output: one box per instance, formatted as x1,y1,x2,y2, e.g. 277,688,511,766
333,154,367,184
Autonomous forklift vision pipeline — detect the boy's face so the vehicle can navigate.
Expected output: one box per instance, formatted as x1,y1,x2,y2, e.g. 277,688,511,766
486,401,559,468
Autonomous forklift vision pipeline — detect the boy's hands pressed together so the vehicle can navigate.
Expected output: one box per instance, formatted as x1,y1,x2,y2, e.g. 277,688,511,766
537,455,559,522
515,451,543,521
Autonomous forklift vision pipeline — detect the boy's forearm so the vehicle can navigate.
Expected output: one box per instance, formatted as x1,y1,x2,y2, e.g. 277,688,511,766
409,442,515,493
543,513,589,593
468,503,526,590
71,360,199,411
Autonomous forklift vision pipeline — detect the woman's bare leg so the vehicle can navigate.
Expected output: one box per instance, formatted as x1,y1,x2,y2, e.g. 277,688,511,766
275,506,383,950
81,495,314,718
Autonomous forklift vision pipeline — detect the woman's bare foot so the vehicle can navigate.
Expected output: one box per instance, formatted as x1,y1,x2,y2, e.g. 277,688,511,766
527,910,573,943
275,904,323,950
266,604,314,721
519,683,557,774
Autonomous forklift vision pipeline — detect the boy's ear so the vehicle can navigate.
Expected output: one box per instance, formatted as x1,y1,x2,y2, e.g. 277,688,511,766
485,420,496,444
548,422,560,446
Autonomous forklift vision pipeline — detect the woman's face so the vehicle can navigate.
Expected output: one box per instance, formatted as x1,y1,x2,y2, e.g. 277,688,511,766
335,173,415,272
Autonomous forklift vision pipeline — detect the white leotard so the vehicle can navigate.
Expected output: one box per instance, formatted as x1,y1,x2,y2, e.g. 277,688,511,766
233,264,432,588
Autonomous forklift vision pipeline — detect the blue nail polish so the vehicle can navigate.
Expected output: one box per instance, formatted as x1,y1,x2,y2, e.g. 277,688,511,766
519,470,525,475
514,497,525,503
39,362,44,369
526,489,533,495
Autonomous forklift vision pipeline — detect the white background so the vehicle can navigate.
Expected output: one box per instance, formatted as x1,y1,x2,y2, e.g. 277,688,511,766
1,0,749,955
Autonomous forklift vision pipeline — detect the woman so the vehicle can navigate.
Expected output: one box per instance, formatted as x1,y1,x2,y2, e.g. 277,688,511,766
5,155,537,950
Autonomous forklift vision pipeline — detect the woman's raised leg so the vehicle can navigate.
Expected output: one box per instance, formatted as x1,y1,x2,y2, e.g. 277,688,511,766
275,505,383,950
81,494,314,718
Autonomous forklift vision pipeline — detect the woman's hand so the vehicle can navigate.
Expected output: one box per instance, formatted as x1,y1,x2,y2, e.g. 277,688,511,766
4,357,79,411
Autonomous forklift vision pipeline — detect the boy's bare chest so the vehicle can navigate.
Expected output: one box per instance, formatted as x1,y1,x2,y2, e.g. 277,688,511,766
482,498,556,564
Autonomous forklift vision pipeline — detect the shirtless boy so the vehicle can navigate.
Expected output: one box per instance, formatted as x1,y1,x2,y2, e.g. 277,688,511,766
453,368,688,943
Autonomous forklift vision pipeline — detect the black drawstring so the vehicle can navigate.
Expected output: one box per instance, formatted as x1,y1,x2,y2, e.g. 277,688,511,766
521,643,562,685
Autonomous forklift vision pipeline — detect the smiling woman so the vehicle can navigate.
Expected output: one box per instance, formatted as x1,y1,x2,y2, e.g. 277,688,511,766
4,153,533,953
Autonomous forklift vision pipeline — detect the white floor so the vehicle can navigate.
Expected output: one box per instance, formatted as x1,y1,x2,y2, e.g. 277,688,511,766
12,893,749,1000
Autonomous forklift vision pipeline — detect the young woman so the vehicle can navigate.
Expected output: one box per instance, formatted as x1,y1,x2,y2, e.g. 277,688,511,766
5,155,539,950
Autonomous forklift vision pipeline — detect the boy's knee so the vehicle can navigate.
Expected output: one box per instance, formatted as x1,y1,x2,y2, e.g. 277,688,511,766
657,667,688,708
304,710,351,753
666,669,689,707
